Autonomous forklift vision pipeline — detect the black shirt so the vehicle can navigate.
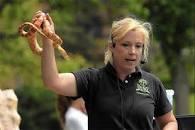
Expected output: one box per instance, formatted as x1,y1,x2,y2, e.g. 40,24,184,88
73,63,172,130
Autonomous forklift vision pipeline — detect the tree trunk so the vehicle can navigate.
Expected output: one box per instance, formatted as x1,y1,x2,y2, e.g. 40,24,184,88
171,60,189,114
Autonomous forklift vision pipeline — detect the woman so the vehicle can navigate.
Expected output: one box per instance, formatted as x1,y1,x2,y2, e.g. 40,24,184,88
35,11,178,130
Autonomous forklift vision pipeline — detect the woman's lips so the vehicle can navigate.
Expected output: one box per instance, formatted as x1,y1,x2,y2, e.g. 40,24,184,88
125,58,136,61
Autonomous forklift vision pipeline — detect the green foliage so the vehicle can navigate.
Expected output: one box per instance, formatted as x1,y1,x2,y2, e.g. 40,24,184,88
16,86,61,130
144,0,194,87
0,1,95,129
147,42,171,87
144,0,194,61
189,94,195,114
144,0,194,114
57,54,92,72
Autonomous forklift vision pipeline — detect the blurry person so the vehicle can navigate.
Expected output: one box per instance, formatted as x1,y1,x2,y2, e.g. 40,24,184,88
57,95,87,130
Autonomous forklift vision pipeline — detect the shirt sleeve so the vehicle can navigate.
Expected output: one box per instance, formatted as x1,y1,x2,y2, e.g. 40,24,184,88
72,68,98,100
154,78,172,117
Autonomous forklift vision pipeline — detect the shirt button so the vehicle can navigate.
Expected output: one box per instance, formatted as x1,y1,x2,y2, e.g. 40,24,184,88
125,80,128,83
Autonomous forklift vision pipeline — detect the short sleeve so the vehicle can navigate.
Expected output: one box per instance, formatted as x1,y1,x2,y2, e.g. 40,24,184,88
72,68,99,100
154,79,172,117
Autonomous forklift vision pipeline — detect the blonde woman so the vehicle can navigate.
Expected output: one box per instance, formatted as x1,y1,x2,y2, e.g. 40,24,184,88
35,11,178,130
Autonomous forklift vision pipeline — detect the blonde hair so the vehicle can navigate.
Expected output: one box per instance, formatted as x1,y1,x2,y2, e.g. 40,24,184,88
104,17,152,64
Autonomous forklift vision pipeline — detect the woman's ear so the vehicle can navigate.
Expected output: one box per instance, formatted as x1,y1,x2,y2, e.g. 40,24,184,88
112,43,116,48
109,43,115,49
140,45,146,64
108,43,112,49
108,43,115,53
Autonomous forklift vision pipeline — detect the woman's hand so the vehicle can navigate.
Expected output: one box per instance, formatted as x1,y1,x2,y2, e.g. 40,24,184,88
42,13,55,34
32,11,55,40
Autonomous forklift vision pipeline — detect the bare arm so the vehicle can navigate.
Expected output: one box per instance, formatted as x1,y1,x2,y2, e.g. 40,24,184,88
34,11,77,96
156,111,178,130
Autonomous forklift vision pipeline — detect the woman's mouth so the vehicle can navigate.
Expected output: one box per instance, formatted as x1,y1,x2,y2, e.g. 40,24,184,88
125,58,136,62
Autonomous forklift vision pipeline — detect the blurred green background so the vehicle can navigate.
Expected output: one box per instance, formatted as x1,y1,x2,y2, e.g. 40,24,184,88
0,0,194,130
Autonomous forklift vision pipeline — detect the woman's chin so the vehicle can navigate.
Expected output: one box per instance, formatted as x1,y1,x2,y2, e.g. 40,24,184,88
122,64,136,72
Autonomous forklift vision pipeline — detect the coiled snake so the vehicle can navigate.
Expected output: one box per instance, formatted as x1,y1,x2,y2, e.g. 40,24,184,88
18,12,69,59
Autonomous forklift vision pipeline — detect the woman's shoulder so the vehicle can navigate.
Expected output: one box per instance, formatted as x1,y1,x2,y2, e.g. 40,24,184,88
77,65,106,75
141,70,161,83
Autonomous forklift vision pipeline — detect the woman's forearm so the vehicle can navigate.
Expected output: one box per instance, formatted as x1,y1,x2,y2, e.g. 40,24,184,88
41,38,59,88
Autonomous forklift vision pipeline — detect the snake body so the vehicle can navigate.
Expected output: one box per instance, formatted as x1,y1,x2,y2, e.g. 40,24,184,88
18,13,68,59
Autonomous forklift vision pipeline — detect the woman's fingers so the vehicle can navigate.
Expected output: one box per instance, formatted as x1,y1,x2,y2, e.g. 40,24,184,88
42,19,50,29
31,11,55,33
42,18,55,33
32,11,45,22
46,13,54,26
33,12,43,18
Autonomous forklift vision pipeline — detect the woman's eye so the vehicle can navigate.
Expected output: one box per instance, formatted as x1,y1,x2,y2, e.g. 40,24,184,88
136,44,143,48
122,43,129,47
136,45,141,48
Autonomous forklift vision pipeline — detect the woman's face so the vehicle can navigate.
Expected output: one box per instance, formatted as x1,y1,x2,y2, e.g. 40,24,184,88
111,29,144,74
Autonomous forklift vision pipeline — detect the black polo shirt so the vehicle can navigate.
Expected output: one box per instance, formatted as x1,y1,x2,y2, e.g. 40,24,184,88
73,63,172,130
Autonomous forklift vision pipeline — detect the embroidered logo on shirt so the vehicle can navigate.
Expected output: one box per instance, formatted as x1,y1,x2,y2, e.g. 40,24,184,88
136,79,150,96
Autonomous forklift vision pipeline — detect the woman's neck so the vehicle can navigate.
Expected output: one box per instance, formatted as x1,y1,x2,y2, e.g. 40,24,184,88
112,63,135,81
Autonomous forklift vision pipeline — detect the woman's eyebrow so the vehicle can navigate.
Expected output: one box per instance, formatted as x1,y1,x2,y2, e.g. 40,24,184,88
136,42,144,44
121,41,143,45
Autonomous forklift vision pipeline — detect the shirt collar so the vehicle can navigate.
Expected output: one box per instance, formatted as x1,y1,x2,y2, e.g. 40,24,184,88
104,62,142,79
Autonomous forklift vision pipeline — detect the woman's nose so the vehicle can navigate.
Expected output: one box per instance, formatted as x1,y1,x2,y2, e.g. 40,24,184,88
128,46,136,54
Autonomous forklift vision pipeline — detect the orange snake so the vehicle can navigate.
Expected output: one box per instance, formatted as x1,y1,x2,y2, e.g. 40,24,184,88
18,12,69,59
